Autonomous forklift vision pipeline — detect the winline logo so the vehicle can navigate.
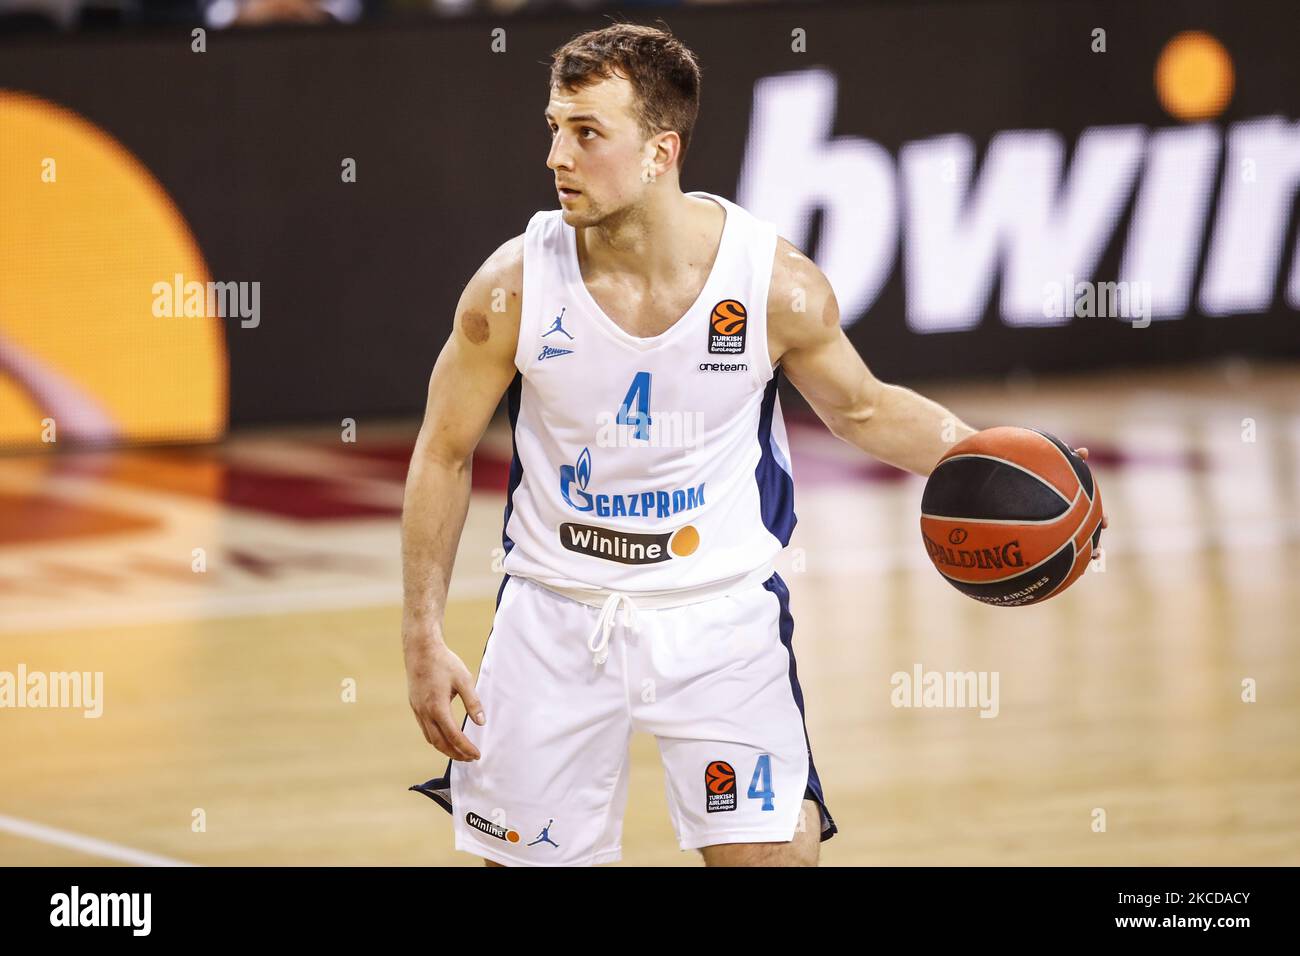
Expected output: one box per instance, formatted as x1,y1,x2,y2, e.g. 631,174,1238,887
465,811,520,844
559,522,700,565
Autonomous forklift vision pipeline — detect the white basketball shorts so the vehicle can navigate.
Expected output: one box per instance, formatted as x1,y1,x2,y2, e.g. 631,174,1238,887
411,571,837,866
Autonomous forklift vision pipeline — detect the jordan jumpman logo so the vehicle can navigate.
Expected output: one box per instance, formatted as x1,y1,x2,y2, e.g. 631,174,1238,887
543,308,573,339
528,819,560,848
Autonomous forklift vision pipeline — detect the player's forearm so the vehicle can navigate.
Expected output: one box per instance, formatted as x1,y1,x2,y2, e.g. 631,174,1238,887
834,383,976,477
400,451,474,647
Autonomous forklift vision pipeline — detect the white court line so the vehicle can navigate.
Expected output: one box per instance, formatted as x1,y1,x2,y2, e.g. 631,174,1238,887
0,813,197,867
0,574,505,634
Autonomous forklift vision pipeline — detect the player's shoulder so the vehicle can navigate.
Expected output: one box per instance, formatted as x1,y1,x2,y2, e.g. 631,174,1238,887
453,234,525,359
472,232,525,300
460,233,525,318
766,235,840,358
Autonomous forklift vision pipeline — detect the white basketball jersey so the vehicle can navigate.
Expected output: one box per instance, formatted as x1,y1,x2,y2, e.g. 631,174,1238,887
500,191,795,598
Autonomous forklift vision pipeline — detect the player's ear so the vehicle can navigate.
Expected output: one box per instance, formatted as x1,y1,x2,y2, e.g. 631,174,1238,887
645,130,678,177
662,130,682,166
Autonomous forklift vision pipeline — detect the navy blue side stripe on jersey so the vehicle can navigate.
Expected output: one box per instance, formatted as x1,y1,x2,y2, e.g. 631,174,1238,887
501,371,524,558
754,367,797,547
764,570,838,843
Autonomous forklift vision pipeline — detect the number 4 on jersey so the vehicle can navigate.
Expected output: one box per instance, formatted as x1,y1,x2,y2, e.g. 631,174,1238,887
748,753,775,811
616,371,652,441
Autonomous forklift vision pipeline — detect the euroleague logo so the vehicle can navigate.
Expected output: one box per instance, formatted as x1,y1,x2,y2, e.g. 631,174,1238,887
707,299,747,355
705,760,737,813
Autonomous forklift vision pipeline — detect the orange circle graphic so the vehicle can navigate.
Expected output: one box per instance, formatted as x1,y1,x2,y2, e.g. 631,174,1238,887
1155,31,1234,122
0,91,227,450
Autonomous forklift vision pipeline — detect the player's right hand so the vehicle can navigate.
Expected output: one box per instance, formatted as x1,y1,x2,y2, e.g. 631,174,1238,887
404,637,484,761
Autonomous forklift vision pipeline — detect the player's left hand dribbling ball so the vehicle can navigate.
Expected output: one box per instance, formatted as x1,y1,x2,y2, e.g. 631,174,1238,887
920,426,1104,607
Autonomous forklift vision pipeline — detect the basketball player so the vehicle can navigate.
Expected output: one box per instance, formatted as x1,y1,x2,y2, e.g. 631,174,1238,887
403,24,1102,867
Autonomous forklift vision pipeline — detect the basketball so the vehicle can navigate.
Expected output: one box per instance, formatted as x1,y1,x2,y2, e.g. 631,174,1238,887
920,427,1104,607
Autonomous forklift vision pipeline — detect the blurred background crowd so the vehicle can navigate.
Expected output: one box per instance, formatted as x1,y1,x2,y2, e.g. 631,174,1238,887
0,0,775,31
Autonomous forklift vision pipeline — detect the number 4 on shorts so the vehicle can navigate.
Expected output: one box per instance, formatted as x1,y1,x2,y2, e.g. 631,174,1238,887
748,753,775,811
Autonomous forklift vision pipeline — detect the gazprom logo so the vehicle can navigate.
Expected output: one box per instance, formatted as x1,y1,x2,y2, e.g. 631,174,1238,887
575,446,591,489
558,446,705,519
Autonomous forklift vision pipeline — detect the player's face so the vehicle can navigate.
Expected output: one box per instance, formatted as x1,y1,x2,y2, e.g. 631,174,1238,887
545,75,657,227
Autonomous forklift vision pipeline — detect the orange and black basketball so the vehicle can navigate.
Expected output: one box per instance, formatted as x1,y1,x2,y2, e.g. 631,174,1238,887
711,300,746,336
920,427,1103,607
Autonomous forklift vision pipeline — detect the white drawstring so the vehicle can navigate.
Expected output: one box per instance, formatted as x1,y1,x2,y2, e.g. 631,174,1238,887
587,591,641,665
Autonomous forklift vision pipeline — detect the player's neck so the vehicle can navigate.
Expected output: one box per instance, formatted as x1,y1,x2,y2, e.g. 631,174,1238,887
578,189,718,285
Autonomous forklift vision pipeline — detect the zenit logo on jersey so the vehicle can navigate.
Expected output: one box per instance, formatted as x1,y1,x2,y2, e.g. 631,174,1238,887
705,760,737,813
707,299,747,355
558,447,705,519
465,811,521,843
538,344,574,362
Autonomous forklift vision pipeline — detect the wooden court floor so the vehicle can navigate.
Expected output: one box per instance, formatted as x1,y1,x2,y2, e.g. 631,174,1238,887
2,363,1298,865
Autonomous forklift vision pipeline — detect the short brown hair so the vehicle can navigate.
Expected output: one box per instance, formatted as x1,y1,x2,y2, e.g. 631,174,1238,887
549,23,703,170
